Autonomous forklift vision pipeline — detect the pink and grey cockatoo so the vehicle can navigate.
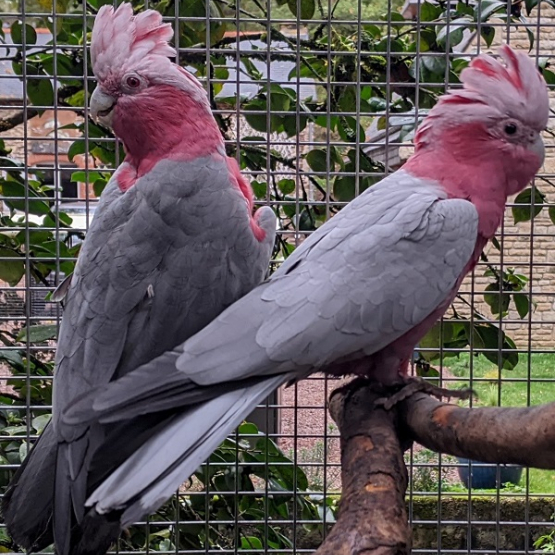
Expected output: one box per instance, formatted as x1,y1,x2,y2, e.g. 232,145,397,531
58,44,549,550
2,4,276,555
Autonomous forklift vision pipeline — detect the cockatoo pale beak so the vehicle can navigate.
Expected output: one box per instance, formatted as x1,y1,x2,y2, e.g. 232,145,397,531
529,133,545,166
90,87,116,128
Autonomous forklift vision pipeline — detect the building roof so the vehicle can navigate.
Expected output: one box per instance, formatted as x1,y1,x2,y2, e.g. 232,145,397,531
214,37,316,102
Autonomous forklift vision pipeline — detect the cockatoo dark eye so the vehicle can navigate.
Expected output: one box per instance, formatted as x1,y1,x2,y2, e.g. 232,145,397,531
126,76,141,88
504,123,518,135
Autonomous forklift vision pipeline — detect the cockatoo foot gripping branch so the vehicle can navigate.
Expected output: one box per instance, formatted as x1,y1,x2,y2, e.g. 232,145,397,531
374,377,474,411
2,7,549,555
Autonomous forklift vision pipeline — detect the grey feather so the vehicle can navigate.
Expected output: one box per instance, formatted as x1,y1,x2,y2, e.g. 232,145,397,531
59,172,480,522
4,156,276,555
85,375,287,522
63,169,478,431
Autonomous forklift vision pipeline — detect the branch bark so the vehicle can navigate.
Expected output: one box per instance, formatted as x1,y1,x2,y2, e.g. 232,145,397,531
401,392,555,469
0,109,38,133
314,379,411,555
316,378,555,555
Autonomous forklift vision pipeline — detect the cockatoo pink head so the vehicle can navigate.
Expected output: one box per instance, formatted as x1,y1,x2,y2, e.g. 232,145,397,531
90,3,220,164
405,45,549,237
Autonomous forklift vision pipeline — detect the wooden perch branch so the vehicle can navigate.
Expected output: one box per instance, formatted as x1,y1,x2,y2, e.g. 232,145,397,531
0,109,38,132
315,379,411,555
316,378,555,555
401,392,555,469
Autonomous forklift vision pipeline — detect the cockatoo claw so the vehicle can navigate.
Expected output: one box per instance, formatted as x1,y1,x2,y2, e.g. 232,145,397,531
374,377,474,410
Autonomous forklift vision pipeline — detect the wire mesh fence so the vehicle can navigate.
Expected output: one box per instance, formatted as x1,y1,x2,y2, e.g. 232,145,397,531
0,0,554,553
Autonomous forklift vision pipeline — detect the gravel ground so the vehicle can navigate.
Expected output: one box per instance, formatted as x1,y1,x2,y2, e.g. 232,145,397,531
277,370,462,492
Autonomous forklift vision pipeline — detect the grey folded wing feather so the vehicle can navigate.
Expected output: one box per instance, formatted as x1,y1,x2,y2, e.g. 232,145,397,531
62,170,479,430
54,157,275,418
84,375,288,523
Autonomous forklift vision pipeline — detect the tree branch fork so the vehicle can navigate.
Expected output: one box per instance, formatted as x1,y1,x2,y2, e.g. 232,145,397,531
315,378,555,555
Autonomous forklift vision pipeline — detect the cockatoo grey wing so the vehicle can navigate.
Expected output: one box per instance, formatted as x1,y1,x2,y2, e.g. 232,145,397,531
62,170,478,427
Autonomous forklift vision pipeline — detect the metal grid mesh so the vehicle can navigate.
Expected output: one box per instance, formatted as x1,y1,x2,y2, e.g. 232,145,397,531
0,0,554,553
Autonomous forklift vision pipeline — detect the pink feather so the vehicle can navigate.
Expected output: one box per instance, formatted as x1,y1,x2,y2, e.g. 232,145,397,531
91,3,205,105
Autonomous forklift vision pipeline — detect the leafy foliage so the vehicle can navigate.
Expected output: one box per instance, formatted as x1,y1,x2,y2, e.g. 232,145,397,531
535,517,555,553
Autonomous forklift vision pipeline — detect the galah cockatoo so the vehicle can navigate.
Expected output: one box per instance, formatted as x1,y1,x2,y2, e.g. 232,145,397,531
60,44,548,548
2,4,276,555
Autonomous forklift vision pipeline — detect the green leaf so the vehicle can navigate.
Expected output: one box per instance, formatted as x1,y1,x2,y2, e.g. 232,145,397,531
287,0,316,19
93,178,108,197
525,0,539,14
420,1,442,20
19,442,29,462
238,421,259,435
481,26,495,47
0,248,24,286
68,140,87,162
333,175,356,202
27,78,54,110
418,321,458,361
241,57,263,81
484,282,510,316
548,205,555,225
71,170,103,183
436,19,468,47
244,98,279,133
240,536,263,550
338,86,357,113
513,293,530,319
472,323,518,370
251,180,267,199
421,55,447,80
525,28,535,51
512,187,545,224
278,179,295,195
32,414,52,434
306,149,329,172
0,349,25,371
0,180,51,215
298,208,316,231
475,0,506,21
10,21,37,45
541,68,555,85
17,324,58,344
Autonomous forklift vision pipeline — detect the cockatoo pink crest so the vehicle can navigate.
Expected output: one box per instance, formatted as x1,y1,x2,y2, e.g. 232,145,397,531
90,3,207,106
415,45,548,143
89,3,225,193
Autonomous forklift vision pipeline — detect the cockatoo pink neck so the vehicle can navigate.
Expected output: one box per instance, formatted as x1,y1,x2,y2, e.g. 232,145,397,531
404,121,543,242
109,84,267,242
111,85,223,191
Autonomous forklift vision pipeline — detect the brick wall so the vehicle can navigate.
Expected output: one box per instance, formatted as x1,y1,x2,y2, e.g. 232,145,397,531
456,11,555,349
